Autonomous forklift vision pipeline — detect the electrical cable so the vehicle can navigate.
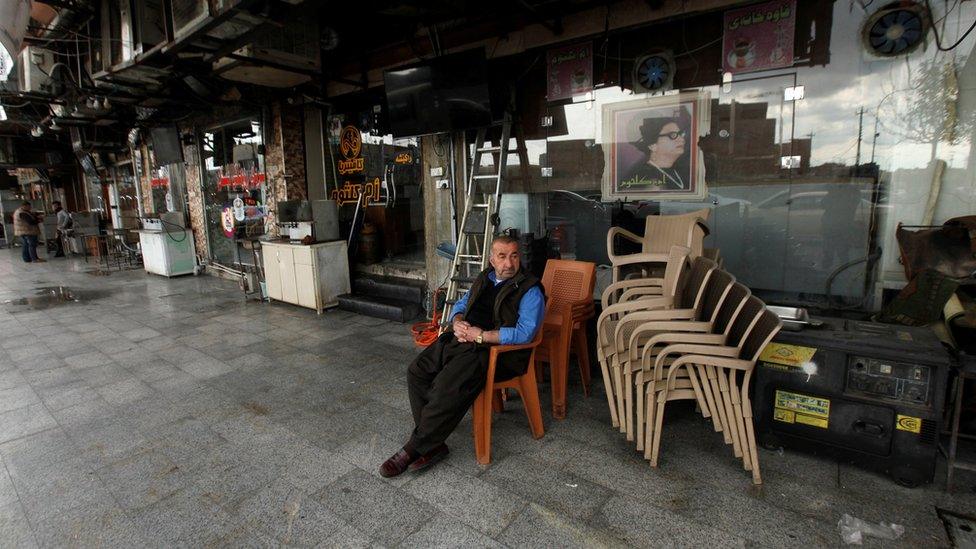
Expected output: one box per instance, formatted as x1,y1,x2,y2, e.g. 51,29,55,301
824,247,882,310
924,0,976,51
411,286,445,347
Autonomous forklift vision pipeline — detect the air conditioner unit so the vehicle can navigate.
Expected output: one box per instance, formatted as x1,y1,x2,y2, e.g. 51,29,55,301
171,0,238,39
17,46,54,93
212,19,320,88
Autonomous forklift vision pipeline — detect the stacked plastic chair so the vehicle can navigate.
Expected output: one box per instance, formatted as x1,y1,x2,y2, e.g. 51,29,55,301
597,212,782,484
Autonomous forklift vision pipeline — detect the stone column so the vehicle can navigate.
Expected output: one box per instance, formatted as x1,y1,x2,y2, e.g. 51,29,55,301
422,134,463,293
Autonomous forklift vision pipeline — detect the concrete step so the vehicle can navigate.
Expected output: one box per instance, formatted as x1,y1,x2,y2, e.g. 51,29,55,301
351,274,426,304
336,293,422,323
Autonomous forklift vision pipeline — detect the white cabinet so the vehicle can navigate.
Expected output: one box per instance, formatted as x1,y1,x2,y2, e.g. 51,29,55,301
261,240,350,314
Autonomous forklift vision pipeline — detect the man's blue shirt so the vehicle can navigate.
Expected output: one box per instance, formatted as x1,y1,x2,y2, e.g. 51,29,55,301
451,271,545,345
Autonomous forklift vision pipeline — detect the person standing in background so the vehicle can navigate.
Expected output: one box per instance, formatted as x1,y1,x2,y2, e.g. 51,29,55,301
53,201,71,258
13,201,45,263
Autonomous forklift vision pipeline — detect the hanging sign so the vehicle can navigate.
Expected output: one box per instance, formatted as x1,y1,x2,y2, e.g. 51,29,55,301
232,197,245,221
546,42,593,102
338,125,364,174
221,206,235,237
150,177,169,188
331,177,381,206
216,166,266,189
394,152,413,164
722,0,796,74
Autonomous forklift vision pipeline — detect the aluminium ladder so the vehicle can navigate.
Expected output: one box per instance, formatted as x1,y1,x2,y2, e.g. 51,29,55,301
440,115,513,328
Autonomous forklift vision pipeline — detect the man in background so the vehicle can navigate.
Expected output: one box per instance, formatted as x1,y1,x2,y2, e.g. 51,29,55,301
12,201,45,263
53,201,71,257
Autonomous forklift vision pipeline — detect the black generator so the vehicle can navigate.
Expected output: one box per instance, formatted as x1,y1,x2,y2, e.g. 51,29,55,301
753,317,951,487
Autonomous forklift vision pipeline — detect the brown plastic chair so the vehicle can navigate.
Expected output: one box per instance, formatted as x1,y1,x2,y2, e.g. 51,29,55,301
472,327,545,465
651,306,782,484
536,259,597,419
606,208,710,282
596,245,689,428
610,255,718,439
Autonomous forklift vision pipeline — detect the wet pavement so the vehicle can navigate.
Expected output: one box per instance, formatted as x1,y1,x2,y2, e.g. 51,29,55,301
0,246,974,547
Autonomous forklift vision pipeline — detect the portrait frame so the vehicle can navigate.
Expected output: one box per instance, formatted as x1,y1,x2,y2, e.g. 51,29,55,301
601,90,710,201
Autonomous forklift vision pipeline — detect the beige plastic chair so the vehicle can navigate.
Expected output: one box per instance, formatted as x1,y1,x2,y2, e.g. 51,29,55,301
606,209,710,282
620,268,737,449
596,246,689,428
609,256,718,439
642,292,762,462
648,305,782,484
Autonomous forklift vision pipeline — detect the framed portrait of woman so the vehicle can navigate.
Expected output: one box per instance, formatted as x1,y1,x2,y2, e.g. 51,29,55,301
602,91,710,201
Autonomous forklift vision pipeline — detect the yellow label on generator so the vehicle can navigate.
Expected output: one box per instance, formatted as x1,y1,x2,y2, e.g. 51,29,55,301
759,343,817,368
896,415,922,434
773,390,830,429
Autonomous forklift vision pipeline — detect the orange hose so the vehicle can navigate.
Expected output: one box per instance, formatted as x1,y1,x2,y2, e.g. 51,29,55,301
412,287,444,348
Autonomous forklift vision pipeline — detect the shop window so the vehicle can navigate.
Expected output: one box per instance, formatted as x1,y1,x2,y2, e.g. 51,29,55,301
533,0,976,310
201,118,267,266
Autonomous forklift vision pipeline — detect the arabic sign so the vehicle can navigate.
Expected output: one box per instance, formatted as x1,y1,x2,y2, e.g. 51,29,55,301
338,125,365,174
546,42,593,102
331,178,381,206
394,152,413,165
340,126,362,159
216,167,266,189
722,0,796,74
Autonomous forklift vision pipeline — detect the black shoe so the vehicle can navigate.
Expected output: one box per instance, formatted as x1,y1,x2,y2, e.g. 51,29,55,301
379,447,418,478
408,444,449,472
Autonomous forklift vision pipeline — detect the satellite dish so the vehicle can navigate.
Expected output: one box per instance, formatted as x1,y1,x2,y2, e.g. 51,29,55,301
862,2,929,58
633,50,675,93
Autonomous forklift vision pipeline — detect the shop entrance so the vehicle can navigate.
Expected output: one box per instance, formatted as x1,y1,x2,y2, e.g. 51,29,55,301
351,135,425,275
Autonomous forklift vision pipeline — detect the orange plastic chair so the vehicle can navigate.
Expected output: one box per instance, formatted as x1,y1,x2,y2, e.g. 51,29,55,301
536,259,597,419
472,327,545,465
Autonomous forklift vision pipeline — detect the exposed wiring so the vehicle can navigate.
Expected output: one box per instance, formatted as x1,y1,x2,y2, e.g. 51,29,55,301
595,35,723,63
825,247,882,310
412,287,445,347
924,0,976,51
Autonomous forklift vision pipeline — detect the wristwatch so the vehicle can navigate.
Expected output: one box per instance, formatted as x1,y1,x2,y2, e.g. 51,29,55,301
475,333,484,344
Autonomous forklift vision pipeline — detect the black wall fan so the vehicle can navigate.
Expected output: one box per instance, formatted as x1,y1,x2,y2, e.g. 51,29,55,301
633,50,675,93
862,2,930,57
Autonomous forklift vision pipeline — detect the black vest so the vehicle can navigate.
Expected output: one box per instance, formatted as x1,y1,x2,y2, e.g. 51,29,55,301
459,268,542,331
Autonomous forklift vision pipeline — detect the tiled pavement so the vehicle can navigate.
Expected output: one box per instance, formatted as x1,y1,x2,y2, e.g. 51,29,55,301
0,247,974,548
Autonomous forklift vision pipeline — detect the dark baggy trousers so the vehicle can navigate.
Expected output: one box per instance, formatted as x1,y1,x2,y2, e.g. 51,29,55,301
407,332,531,455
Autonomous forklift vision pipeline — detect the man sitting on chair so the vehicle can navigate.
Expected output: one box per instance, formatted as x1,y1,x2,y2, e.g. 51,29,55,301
380,235,545,476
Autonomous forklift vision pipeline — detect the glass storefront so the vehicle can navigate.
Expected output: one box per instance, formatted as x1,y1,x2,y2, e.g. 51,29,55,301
525,1,976,309
200,117,267,266
324,112,424,266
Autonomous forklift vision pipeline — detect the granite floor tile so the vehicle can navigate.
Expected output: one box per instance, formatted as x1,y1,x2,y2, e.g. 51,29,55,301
0,502,37,549
0,404,57,444
403,461,527,536
313,468,435,546
96,450,189,510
